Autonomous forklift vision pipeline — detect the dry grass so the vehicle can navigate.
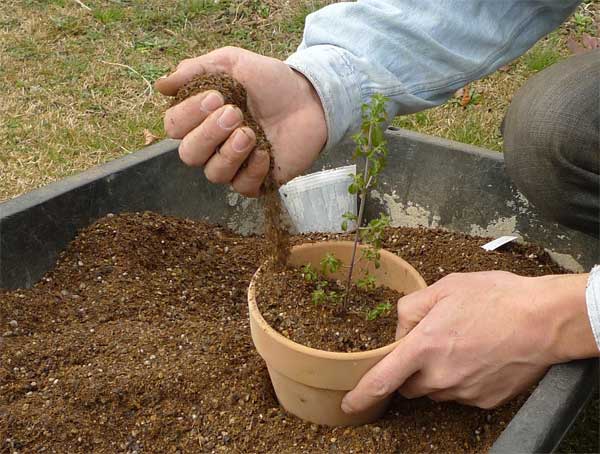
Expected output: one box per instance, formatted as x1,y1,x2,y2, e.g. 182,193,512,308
1,1,597,202
0,1,597,202
0,0,333,201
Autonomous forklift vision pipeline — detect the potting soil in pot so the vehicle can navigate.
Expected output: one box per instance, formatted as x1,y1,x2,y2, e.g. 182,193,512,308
255,266,403,352
1,212,566,453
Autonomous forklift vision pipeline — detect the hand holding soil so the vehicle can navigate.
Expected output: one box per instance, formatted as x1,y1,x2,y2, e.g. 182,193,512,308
342,271,594,414
155,46,327,197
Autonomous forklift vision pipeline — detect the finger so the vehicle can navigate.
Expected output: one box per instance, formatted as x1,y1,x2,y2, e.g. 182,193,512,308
428,389,458,403
231,148,270,197
398,372,434,399
178,105,243,167
155,47,241,96
395,284,441,339
341,336,423,414
164,90,224,139
203,127,256,184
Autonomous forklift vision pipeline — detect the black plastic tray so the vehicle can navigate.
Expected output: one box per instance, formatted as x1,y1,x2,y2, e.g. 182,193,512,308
1,129,597,452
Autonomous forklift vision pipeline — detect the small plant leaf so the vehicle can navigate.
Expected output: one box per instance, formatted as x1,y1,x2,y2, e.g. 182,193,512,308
311,288,327,305
301,264,318,282
320,253,342,275
366,302,392,321
327,291,342,304
357,274,376,291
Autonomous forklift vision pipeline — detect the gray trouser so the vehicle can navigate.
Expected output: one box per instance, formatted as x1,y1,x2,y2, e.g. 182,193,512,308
503,50,599,239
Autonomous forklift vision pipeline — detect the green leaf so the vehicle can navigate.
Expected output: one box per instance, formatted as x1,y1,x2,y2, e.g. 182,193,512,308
327,291,342,304
366,302,392,321
357,274,377,291
311,289,327,305
372,124,384,146
320,253,342,275
342,212,358,222
301,263,318,282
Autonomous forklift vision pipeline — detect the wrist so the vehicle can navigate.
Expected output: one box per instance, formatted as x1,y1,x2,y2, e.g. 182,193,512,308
286,45,362,152
539,274,598,363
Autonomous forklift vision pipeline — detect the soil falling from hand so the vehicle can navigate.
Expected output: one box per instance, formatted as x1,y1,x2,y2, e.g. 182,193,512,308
173,74,290,268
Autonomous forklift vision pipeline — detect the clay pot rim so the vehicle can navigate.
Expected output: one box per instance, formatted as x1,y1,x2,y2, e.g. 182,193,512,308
248,240,426,361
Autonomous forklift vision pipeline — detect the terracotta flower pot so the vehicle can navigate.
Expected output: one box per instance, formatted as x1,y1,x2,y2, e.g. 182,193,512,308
248,241,427,426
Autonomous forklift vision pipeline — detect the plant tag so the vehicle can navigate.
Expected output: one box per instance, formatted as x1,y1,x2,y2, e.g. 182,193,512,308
481,236,518,251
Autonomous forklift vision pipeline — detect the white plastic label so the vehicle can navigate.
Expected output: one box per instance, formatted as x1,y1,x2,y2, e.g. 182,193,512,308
481,236,518,251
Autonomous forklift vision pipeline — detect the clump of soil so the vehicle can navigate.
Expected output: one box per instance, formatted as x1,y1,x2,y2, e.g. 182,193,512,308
256,267,402,352
1,212,567,453
173,74,290,267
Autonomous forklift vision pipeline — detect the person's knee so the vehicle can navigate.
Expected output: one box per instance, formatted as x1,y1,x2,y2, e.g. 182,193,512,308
503,50,599,234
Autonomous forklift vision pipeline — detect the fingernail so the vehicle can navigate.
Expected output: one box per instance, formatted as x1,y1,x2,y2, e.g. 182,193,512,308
201,92,223,112
233,129,251,152
341,398,354,414
218,106,242,130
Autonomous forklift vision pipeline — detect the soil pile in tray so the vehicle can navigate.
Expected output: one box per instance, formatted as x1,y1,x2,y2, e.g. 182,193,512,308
173,74,290,268
256,267,403,352
1,212,566,454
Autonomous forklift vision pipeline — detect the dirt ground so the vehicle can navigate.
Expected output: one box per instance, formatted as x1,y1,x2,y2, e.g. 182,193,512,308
1,211,572,453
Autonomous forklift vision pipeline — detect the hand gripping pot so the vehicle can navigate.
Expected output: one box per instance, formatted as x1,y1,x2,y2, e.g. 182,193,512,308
248,241,427,426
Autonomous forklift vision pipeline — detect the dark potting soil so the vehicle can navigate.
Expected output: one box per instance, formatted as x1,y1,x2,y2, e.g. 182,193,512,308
1,212,567,453
255,266,403,352
173,73,290,268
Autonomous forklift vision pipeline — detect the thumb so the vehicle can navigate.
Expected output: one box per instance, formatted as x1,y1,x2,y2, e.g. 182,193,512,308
341,334,423,414
395,283,441,339
154,47,242,96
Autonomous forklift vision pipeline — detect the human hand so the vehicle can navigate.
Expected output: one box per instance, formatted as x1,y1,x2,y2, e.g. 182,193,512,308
341,271,595,412
155,47,327,197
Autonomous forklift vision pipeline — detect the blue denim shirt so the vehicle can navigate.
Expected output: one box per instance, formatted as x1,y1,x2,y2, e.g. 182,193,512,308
286,0,580,150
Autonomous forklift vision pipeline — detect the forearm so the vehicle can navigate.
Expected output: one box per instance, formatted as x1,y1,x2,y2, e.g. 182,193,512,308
286,0,580,149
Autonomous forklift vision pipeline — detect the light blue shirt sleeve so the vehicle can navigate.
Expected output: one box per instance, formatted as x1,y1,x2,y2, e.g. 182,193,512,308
586,266,600,351
285,0,580,150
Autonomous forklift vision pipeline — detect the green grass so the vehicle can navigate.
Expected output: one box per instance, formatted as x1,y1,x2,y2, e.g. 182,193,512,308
572,11,595,34
523,43,561,72
93,7,126,25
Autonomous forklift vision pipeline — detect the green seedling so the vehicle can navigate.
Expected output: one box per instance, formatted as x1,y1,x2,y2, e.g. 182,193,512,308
311,287,328,305
301,263,318,282
302,94,394,317
301,263,343,306
366,302,392,321
341,94,391,310
357,274,376,291
320,253,342,275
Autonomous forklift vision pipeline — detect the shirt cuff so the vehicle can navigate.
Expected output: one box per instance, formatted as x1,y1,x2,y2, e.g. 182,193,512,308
286,45,362,152
585,265,600,351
